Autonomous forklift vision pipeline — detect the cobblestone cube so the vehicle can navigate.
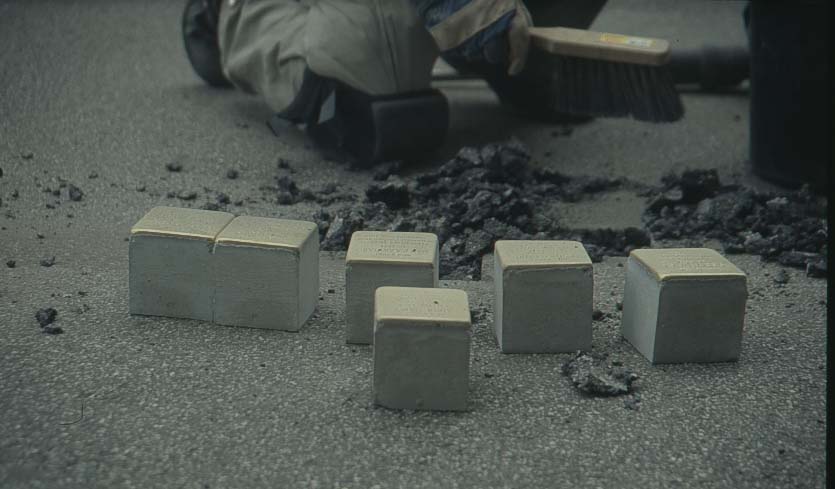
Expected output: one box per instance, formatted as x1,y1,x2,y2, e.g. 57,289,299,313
373,286,471,411
621,248,747,364
213,216,318,331
129,206,233,321
494,240,593,353
345,231,438,344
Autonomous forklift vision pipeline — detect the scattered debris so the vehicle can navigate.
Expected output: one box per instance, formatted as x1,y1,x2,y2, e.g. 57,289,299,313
314,140,637,279
372,161,403,181
226,169,239,179
366,179,410,210
623,394,642,411
277,175,298,193
176,190,197,201
274,175,300,205
40,256,56,267
320,182,338,195
806,260,827,278
21,152,34,160
68,184,84,202
643,169,827,276
5,260,15,268
165,162,183,172
35,307,58,327
247,140,825,281
592,309,607,321
562,351,638,396
773,269,790,285
277,192,295,205
42,325,63,335
777,251,821,269
201,191,232,211
313,207,368,249
88,172,99,179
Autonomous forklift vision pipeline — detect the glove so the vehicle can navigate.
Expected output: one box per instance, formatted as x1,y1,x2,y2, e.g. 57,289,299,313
506,0,532,75
411,0,533,75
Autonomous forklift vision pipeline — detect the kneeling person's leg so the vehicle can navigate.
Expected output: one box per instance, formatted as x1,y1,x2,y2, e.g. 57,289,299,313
218,0,309,114
218,0,448,162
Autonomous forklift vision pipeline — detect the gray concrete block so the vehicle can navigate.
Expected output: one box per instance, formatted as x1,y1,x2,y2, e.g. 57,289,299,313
621,248,748,364
493,240,593,353
213,216,319,331
373,286,471,411
345,231,438,344
129,206,234,321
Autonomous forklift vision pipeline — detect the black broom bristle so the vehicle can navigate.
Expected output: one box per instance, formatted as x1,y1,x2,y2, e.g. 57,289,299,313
543,53,685,122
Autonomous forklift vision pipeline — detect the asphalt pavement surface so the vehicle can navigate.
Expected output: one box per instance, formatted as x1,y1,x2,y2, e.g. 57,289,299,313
0,1,826,488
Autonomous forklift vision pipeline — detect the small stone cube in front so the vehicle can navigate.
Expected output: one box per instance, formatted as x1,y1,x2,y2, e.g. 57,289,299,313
493,240,593,353
621,248,748,364
129,206,234,321
345,231,439,344
373,286,471,411
213,216,319,331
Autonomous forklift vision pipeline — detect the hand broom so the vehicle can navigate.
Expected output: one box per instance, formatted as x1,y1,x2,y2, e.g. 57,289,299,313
526,27,684,122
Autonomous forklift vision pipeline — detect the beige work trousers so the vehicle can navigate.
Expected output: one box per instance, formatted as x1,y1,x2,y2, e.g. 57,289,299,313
217,0,440,113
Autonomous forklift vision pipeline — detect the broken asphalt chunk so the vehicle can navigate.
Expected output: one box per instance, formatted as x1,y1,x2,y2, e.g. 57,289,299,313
35,307,58,327
562,351,638,396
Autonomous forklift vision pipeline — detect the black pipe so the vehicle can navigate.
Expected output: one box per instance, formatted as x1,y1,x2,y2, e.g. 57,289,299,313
668,45,749,90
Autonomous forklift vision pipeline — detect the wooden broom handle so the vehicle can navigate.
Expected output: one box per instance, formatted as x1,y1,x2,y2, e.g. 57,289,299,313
528,27,671,66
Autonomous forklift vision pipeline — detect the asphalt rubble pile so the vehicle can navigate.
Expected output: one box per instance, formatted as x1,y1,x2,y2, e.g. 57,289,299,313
312,140,647,279
562,351,638,397
35,307,62,335
643,169,828,277
279,139,826,280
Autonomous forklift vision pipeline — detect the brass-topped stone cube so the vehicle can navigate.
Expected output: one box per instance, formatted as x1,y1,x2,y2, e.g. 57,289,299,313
213,216,319,331
493,240,593,353
373,286,471,411
129,206,234,321
345,231,439,344
621,248,748,364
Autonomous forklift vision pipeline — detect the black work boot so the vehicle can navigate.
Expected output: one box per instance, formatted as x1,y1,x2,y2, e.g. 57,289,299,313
182,0,231,87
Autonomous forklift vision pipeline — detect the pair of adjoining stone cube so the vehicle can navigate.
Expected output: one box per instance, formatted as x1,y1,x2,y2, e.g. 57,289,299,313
492,241,747,364
129,206,318,330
